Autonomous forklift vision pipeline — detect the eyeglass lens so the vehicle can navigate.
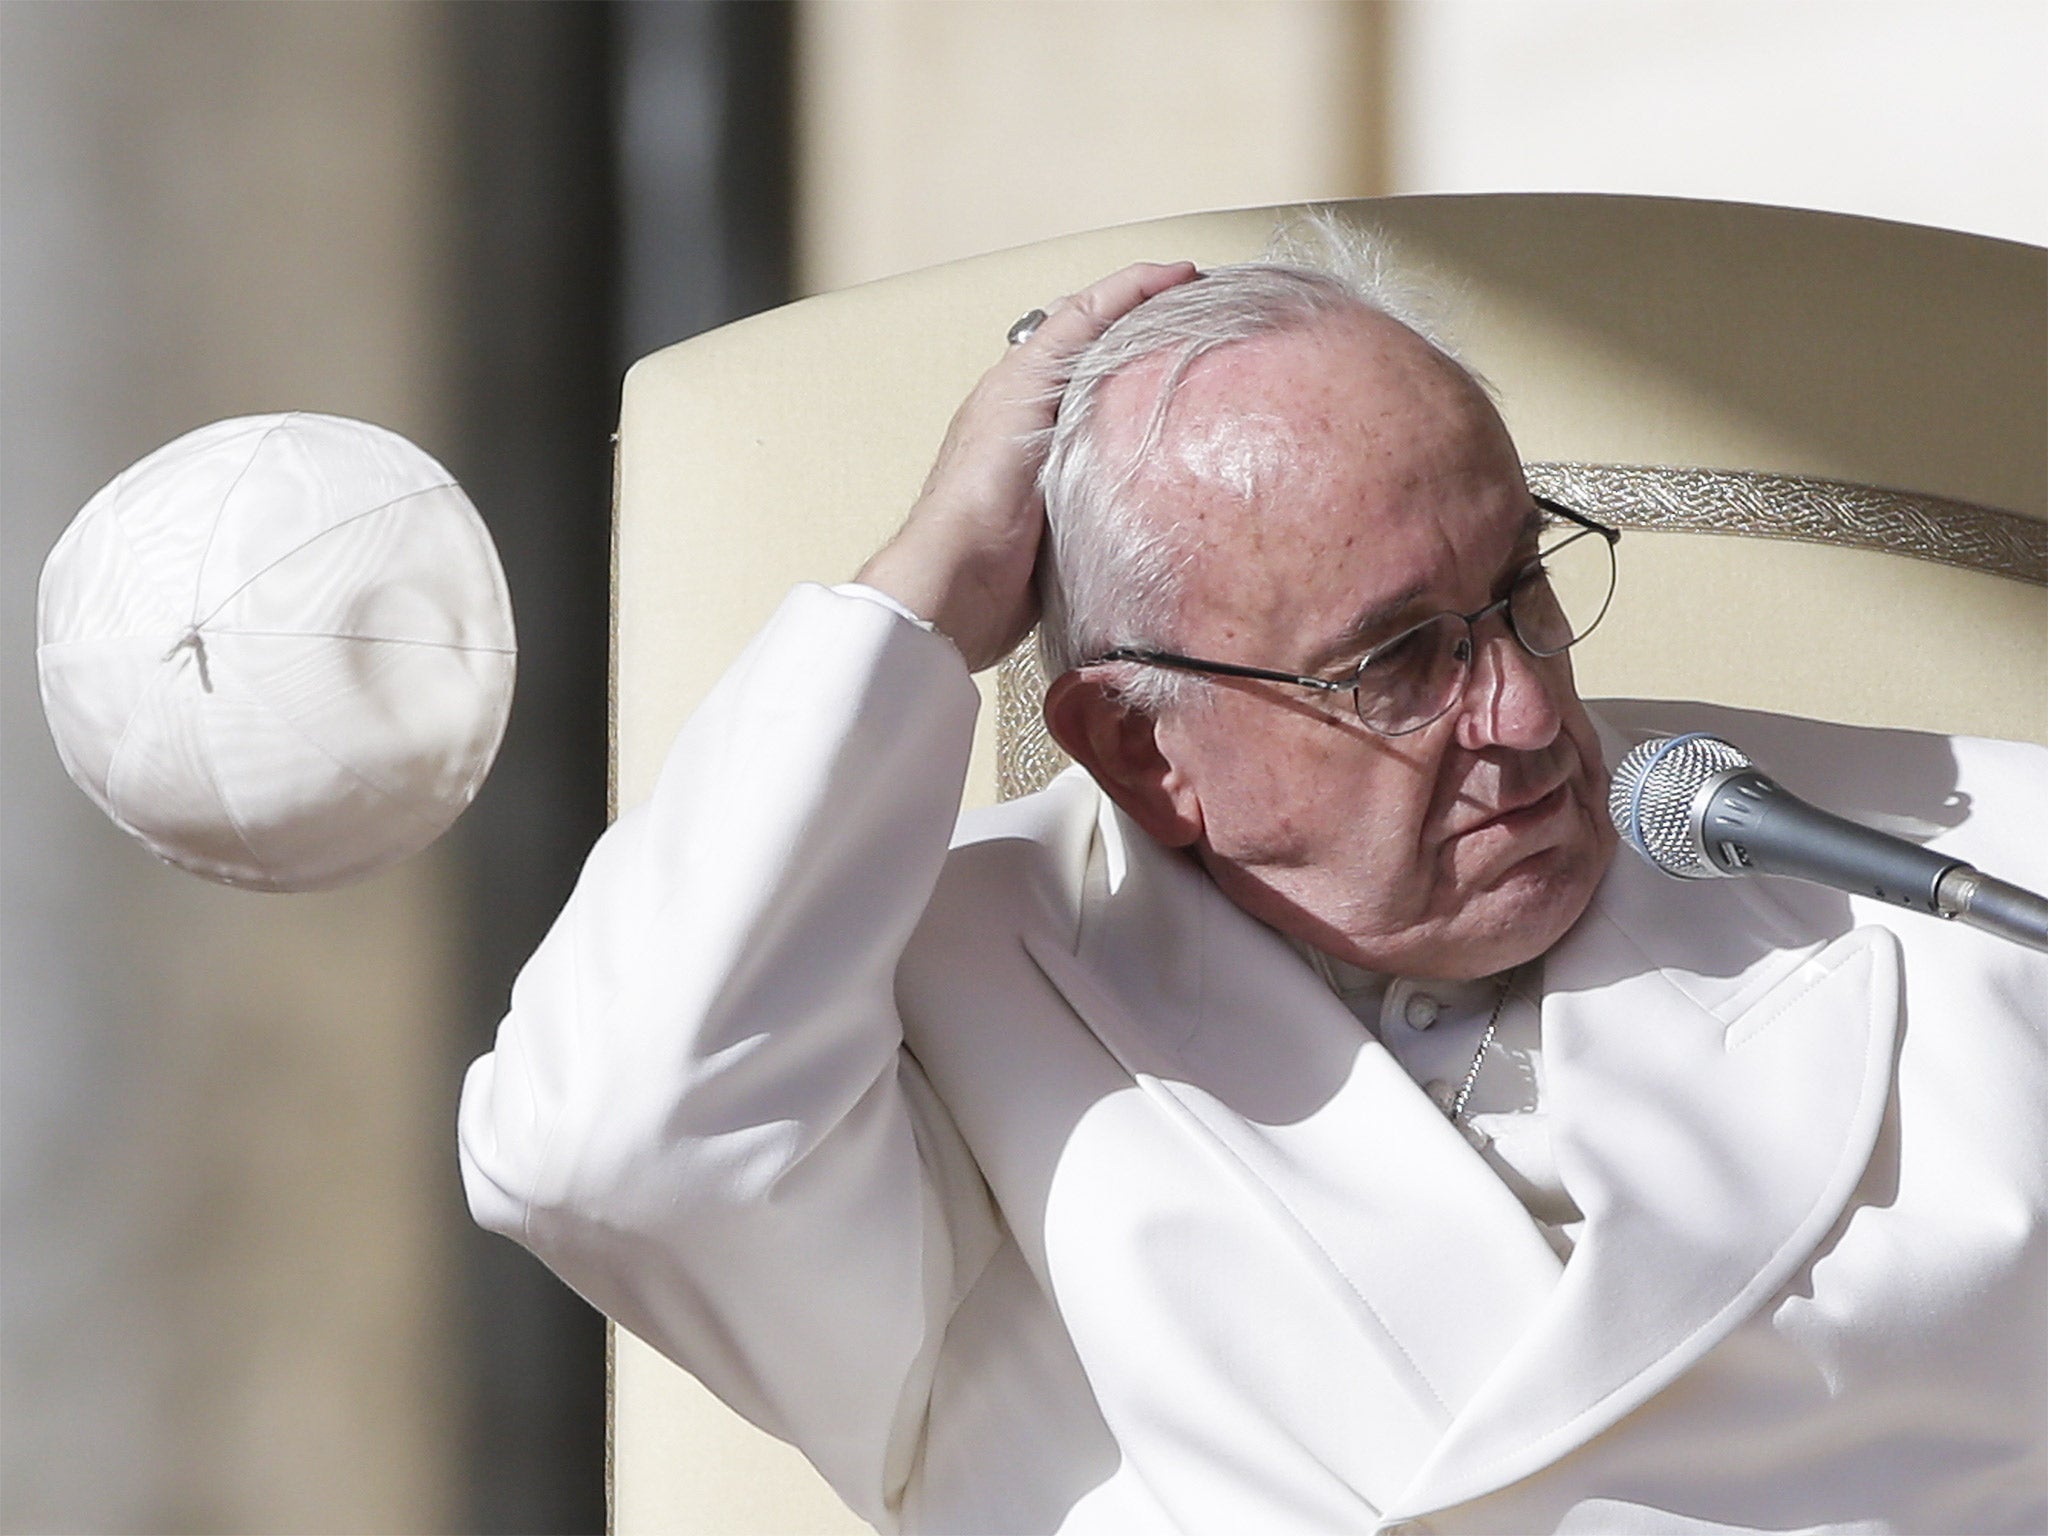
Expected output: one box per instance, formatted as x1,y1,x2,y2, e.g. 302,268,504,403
1352,526,1615,734
1517,526,1616,654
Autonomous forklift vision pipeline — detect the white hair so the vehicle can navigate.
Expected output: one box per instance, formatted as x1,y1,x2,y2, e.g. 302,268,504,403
1034,213,1470,713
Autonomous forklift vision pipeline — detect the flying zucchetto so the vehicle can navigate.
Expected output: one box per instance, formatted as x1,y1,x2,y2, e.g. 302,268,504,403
37,412,516,891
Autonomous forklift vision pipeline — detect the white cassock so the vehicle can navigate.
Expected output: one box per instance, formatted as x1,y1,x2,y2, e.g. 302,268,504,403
459,584,2048,1535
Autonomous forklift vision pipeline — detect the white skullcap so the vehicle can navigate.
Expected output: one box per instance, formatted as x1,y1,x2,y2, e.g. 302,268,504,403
37,412,516,892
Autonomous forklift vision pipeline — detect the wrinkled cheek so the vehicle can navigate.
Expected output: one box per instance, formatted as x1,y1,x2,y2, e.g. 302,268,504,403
1179,708,1317,858
1345,828,1442,932
1205,769,1320,866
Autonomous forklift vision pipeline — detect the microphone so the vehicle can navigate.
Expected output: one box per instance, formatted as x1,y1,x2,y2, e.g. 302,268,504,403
1608,733,2048,953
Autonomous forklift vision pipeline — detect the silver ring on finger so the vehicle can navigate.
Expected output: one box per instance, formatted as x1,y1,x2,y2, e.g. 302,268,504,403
1006,308,1048,346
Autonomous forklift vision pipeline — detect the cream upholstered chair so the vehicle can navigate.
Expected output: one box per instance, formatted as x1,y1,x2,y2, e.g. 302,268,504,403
609,196,2046,1533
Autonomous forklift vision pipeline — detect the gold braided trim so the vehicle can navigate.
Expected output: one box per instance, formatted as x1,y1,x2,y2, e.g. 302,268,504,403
996,645,1066,802
1526,463,2046,587
996,465,2047,801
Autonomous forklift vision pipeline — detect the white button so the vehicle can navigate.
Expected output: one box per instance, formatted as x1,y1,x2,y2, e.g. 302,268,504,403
1404,992,1441,1029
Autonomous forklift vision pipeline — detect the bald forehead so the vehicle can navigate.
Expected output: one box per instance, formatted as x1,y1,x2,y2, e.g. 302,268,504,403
1099,308,1504,527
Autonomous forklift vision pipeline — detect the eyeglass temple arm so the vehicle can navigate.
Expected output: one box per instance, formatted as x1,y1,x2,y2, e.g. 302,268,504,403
1531,492,1622,546
1094,648,1346,694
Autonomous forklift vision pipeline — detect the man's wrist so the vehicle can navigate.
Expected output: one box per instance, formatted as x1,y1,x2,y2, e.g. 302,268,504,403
854,540,1017,672
831,581,937,634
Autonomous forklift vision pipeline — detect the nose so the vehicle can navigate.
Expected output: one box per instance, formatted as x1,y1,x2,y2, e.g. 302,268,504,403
1452,617,1566,752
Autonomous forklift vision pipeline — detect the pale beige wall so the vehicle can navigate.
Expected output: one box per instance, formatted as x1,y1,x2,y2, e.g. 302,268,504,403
2,5,460,1530
1388,0,2047,244
794,0,1386,294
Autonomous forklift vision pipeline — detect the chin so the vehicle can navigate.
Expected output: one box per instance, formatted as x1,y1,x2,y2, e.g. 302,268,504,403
1432,825,1614,978
1489,828,1613,964
1482,874,1593,969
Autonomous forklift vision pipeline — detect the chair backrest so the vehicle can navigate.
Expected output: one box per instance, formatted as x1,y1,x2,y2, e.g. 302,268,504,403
609,195,2045,1533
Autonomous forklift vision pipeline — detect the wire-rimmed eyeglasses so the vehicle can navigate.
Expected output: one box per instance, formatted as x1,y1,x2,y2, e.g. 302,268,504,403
1093,495,1620,738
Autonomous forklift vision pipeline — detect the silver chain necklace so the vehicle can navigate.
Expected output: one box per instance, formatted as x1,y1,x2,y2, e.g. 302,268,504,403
1304,947,1524,1125
1445,969,1519,1123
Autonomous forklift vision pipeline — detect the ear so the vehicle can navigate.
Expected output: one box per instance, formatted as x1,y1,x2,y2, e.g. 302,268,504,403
1043,671,1203,849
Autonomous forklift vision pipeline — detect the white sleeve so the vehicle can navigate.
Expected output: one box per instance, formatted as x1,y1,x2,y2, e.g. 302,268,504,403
831,579,938,632
457,582,999,1526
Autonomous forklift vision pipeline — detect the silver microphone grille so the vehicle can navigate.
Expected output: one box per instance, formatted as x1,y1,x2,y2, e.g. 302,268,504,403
1608,733,1753,878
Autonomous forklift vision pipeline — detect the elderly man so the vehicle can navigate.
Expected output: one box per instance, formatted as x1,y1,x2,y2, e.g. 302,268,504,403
460,251,2048,1533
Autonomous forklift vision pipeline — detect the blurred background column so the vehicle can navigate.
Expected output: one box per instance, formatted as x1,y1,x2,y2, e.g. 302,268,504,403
3,5,472,1530
3,2,788,1532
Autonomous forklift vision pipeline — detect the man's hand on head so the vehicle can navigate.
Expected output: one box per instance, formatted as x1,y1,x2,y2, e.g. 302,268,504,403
856,261,1201,673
